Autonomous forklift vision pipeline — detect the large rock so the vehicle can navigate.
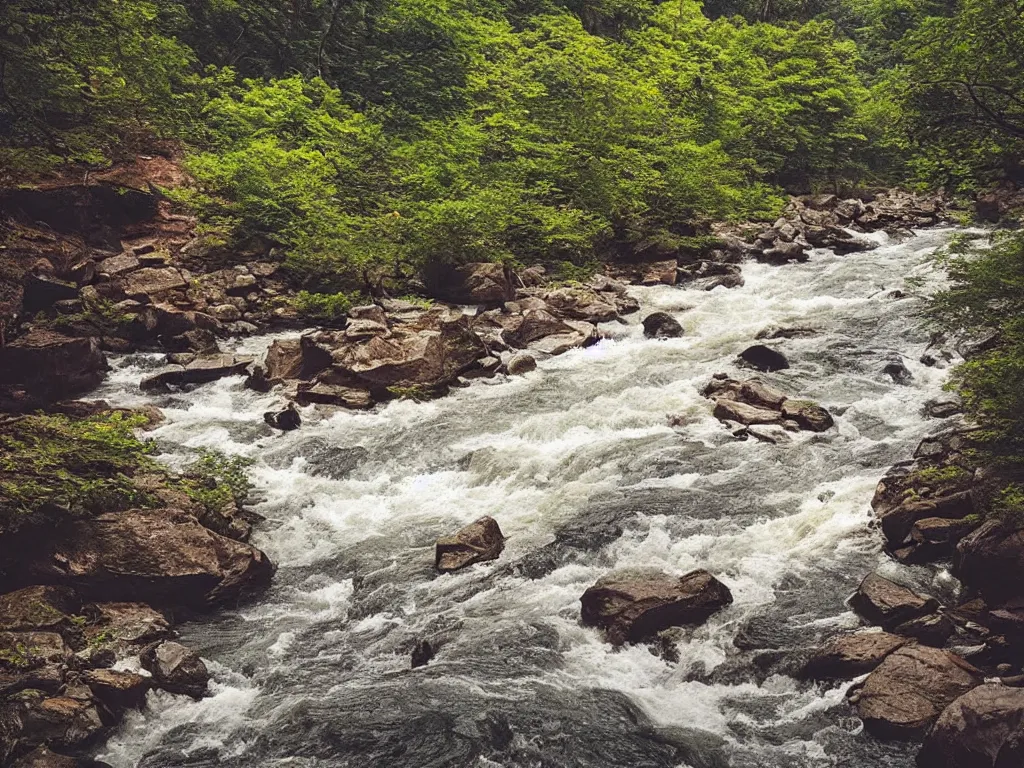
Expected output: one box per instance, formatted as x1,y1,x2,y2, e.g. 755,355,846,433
28,508,274,607
80,602,171,653
506,353,537,376
801,631,909,680
642,312,683,339
422,262,514,305
21,275,79,314
539,287,619,323
264,337,331,382
712,399,782,427
917,684,1024,768
140,641,209,698
0,587,80,635
0,331,107,404
877,491,976,547
738,344,789,372
956,522,1024,601
81,669,149,713
849,572,938,629
435,517,505,573
855,645,982,739
294,382,374,409
140,354,253,391
11,746,107,768
781,400,834,432
0,693,104,758
580,568,733,645
503,309,576,348
761,242,808,265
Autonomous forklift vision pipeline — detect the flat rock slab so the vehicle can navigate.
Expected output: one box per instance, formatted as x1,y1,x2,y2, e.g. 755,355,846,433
580,568,733,645
855,645,981,739
801,631,909,680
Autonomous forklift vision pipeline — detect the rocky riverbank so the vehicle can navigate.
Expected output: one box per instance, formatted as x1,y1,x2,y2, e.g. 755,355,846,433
0,158,996,766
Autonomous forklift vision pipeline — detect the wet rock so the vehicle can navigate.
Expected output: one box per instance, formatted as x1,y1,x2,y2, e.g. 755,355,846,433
539,287,619,323
28,508,275,607
244,364,272,393
911,517,976,552
917,684,1024,768
831,236,880,255
21,275,79,314
893,613,955,647
503,309,575,348
81,669,149,713
755,326,818,341
435,517,505,573
411,639,434,669
801,631,909,680
123,267,186,299
925,397,964,419
956,522,1024,601
81,601,168,656
264,403,301,431
0,331,107,405
1,693,104,757
642,312,683,339
854,645,982,739
712,399,783,427
140,354,252,391
423,262,514,305
140,641,209,699
738,344,789,372
849,572,939,629
781,400,835,432
265,337,331,382
294,382,374,409
580,568,733,646
506,353,537,375
883,360,914,385
877,491,976,547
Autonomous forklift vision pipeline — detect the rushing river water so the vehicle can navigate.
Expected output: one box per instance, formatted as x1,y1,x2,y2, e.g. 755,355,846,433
92,229,966,768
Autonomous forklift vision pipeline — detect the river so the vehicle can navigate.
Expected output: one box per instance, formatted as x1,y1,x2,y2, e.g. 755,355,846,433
91,228,963,768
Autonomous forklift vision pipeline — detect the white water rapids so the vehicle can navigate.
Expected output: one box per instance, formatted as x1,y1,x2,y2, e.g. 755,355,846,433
91,229,966,768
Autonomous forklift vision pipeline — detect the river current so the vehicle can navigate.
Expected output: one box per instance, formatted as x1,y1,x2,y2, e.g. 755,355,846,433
92,228,965,768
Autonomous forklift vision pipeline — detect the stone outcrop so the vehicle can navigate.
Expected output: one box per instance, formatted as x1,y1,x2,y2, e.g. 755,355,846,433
140,641,210,699
0,332,107,408
422,262,515,305
580,568,733,645
435,517,505,573
849,573,939,629
852,645,982,739
701,375,834,434
801,631,909,680
917,684,1024,768
26,508,275,607
956,522,1024,602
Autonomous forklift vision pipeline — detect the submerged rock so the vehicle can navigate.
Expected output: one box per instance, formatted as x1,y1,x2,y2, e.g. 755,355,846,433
580,568,733,646
917,684,1024,768
411,639,434,669
435,517,505,573
854,645,981,739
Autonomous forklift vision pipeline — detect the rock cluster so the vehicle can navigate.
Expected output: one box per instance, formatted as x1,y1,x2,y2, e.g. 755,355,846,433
701,375,835,436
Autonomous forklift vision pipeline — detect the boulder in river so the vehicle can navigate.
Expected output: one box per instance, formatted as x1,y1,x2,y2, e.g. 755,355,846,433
140,354,253,391
738,344,789,372
781,400,835,432
916,683,1024,768
883,359,914,385
27,508,275,607
435,516,505,573
506,353,537,376
853,645,982,739
81,669,149,713
580,568,733,645
849,572,938,629
801,631,909,680
264,403,301,431
642,312,683,339
956,521,1024,601
140,640,210,699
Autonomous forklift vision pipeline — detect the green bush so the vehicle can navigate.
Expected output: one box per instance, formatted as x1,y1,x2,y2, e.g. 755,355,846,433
177,449,253,515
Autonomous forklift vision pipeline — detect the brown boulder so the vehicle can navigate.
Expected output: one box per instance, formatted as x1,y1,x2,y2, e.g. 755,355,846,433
917,684,1024,767
0,694,104,757
849,572,938,629
28,508,274,607
435,517,505,573
781,400,835,432
11,746,106,767
640,260,678,286
504,309,576,348
801,631,909,680
82,669,149,713
642,312,683,339
295,382,374,409
855,645,982,739
0,587,80,635
140,354,253,391
423,262,514,305
580,568,733,645
878,491,975,547
140,640,209,699
0,632,70,667
81,602,171,653
539,287,619,323
713,399,783,427
956,522,1024,601
264,337,331,382
0,331,107,404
